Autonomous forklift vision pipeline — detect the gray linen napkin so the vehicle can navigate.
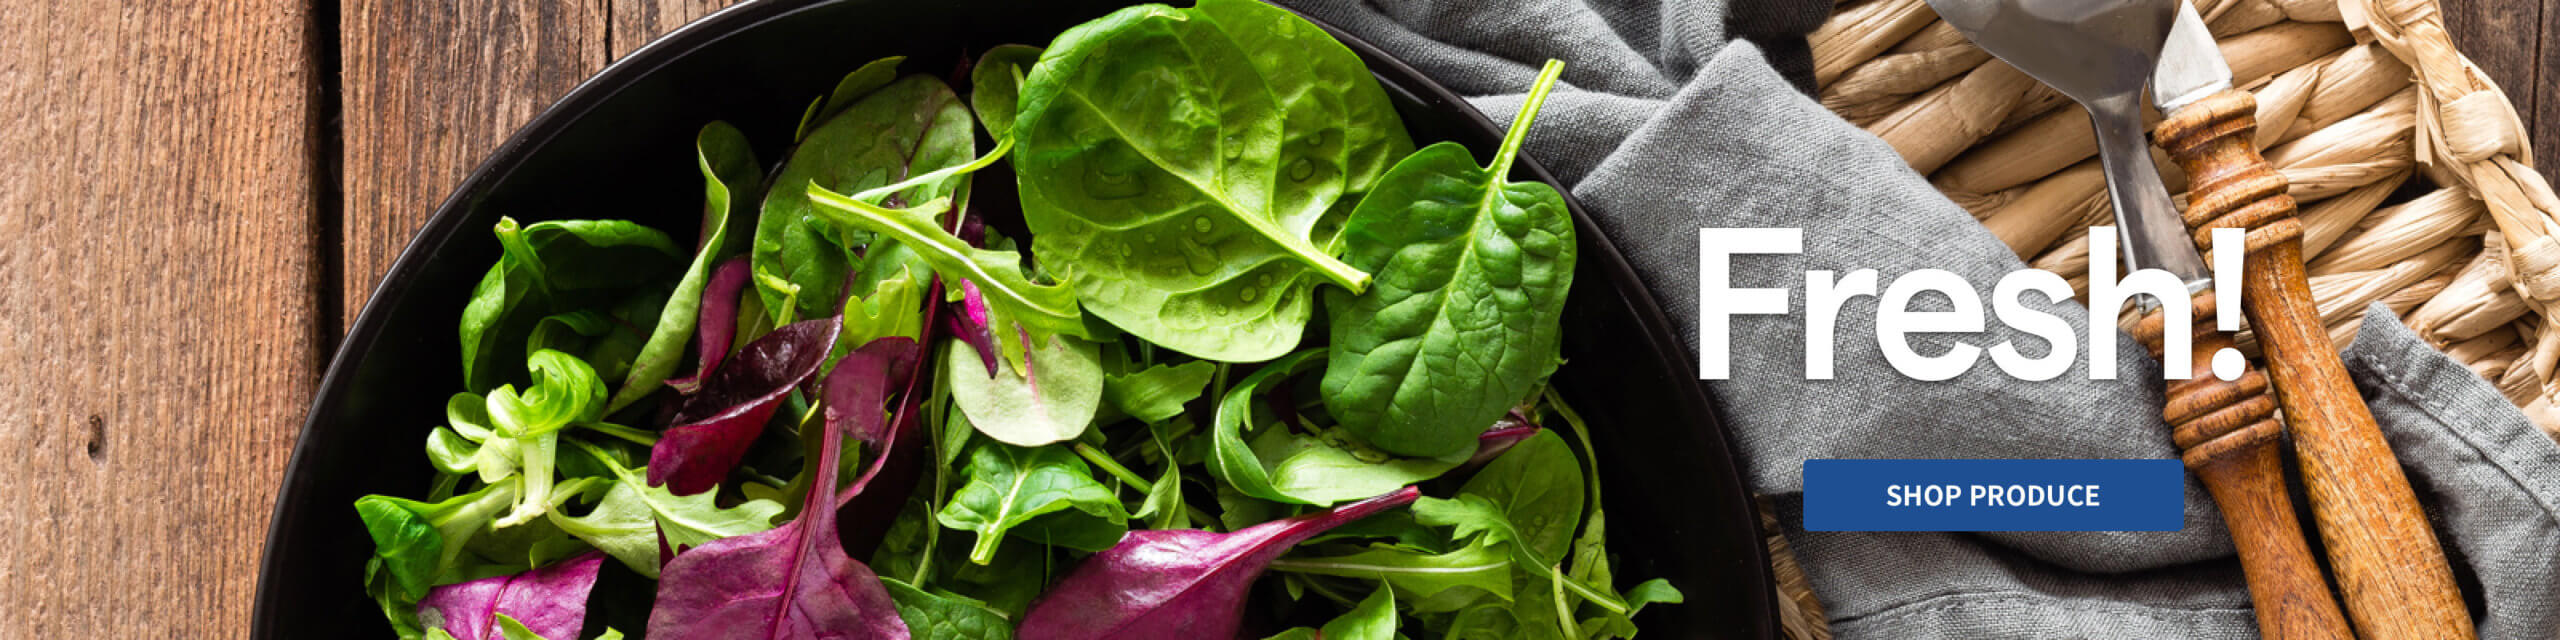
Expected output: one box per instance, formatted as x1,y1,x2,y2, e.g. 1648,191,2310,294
1275,0,2560,637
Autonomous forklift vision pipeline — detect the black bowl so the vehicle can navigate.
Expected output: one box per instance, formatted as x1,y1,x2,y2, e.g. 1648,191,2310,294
254,0,1775,636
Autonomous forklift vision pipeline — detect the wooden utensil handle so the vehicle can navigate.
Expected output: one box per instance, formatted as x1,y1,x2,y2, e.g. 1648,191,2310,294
2133,293,2352,640
2155,88,2475,639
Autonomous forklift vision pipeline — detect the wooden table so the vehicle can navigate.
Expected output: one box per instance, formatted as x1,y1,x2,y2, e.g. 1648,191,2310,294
2,0,2551,635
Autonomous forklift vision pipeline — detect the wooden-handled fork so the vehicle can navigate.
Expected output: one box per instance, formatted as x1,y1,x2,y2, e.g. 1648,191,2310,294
2155,87,2474,639
2132,293,2352,639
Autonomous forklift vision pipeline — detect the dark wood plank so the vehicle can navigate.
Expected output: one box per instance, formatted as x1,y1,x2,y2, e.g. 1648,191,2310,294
2406,0,2559,194
342,0,610,321
2539,0,2560,178
2440,0,2539,138
0,0,322,634
610,0,745,59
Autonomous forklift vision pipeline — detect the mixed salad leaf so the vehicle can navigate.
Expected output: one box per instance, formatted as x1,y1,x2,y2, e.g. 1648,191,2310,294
352,3,1678,639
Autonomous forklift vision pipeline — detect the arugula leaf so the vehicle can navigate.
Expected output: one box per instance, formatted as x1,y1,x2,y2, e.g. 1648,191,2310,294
460,218,683,393
1322,60,1575,458
611,122,764,412
549,441,783,578
936,439,1129,563
1103,360,1214,425
1135,418,1194,530
486,615,543,640
1261,585,1395,640
1328,586,1400,640
943,332,1104,447
1207,351,1463,506
1548,391,1684,638
804,175,1092,371
417,552,605,640
884,578,1014,640
1451,429,1582,561
1269,535,1514,610
755,69,975,324
1012,0,1414,362
842,259,928,360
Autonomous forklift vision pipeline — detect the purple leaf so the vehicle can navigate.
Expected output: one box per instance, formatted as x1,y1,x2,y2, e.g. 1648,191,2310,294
647,338,917,640
649,317,841,496
1467,420,1542,469
666,256,753,394
945,280,1000,377
841,280,943,555
826,338,921,506
417,551,605,640
1018,486,1422,640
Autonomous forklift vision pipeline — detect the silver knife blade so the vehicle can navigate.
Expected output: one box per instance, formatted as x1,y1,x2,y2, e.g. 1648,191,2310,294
2152,3,2231,115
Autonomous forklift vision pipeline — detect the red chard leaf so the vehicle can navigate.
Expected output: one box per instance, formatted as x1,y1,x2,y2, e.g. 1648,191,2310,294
417,551,605,640
827,338,921,506
666,256,754,394
1017,486,1421,640
647,338,918,640
841,281,943,555
649,317,840,495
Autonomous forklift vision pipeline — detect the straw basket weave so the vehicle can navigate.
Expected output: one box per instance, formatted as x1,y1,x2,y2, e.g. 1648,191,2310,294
1773,0,2560,636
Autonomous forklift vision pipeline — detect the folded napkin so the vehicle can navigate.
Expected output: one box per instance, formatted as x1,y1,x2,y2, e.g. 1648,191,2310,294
1276,0,2560,636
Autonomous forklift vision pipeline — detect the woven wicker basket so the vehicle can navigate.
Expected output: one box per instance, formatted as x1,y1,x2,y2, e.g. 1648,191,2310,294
1774,0,2560,636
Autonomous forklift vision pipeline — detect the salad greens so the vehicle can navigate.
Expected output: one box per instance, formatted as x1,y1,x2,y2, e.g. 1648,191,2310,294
354,4,1678,639
1325,60,1579,459
1010,0,1413,362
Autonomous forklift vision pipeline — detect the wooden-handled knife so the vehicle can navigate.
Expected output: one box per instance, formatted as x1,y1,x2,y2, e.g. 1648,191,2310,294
2151,5,2473,638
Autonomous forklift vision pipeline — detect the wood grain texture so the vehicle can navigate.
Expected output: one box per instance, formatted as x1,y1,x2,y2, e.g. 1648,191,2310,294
0,0,321,635
2440,0,2548,177
2541,0,2560,176
610,0,745,59
2158,89,2474,640
340,0,610,322
2132,294,2352,640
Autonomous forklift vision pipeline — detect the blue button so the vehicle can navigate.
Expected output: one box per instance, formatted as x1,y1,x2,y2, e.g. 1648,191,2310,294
1803,459,2184,531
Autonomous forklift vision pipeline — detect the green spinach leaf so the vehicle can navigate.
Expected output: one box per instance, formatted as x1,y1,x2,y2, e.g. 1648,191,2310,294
1322,60,1575,458
1207,351,1463,506
609,122,764,412
969,45,1040,141
459,218,683,393
1011,0,1414,362
754,70,974,324
884,578,1014,640
795,56,905,143
936,440,1129,564
1103,360,1214,425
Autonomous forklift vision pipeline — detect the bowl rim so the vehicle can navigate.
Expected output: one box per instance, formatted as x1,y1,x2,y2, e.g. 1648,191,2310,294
255,0,1776,635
